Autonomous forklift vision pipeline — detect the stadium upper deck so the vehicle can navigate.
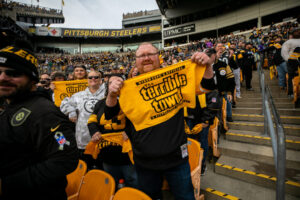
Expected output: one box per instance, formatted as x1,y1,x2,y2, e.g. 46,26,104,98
158,0,300,47
0,0,300,54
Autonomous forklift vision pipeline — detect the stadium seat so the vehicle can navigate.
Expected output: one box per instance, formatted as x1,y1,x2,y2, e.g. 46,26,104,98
208,117,220,157
222,97,228,131
187,138,204,200
269,65,277,80
162,138,204,199
68,169,115,200
292,75,299,104
263,58,268,68
112,187,151,200
66,159,87,197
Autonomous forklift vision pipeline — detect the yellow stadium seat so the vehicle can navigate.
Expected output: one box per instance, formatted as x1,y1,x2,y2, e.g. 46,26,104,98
263,58,268,68
292,76,299,103
208,117,220,157
113,187,151,200
222,97,228,131
187,138,204,200
66,160,87,197
68,169,115,200
162,138,204,199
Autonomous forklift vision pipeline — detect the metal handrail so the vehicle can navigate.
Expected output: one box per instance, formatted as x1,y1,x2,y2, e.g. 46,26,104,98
258,56,286,200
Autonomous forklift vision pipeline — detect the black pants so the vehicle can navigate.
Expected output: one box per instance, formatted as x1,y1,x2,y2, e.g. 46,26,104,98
243,67,253,89
287,60,299,95
78,149,103,170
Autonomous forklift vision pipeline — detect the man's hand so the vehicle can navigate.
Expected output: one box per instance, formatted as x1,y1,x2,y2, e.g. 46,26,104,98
106,76,123,107
191,52,215,79
50,82,55,90
191,52,213,66
122,132,128,141
216,50,222,59
227,94,233,102
201,123,209,128
69,117,77,123
91,132,102,142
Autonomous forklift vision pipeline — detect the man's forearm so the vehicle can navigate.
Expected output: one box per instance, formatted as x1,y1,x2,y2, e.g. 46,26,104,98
106,95,118,107
203,64,214,79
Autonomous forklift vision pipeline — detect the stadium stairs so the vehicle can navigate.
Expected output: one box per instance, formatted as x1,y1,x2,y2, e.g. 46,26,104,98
200,70,300,200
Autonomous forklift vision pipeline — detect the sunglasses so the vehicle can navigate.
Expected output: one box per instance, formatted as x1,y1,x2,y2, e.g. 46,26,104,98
88,76,100,79
0,69,24,78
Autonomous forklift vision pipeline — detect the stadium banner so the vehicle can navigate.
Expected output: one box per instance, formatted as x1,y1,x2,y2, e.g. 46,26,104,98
53,79,88,107
119,60,206,131
61,25,161,38
35,27,62,36
163,24,195,38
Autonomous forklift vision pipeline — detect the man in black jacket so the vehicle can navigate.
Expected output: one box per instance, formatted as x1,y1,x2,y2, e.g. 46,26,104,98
0,41,78,200
105,42,215,200
238,42,255,90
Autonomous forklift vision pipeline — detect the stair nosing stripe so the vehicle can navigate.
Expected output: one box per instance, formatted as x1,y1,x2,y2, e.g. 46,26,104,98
215,162,300,187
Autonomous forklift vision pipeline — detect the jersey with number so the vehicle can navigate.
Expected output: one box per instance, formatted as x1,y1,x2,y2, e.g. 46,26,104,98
88,98,131,165
218,50,230,65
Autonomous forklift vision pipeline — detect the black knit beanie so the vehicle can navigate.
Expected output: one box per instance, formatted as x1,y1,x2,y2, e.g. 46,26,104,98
0,41,39,82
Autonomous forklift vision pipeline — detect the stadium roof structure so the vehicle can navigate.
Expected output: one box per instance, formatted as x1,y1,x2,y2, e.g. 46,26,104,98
156,0,262,20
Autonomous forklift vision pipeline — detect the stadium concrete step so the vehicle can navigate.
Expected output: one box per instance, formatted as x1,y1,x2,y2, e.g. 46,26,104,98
236,102,294,109
200,161,299,200
225,129,300,151
251,81,279,86
232,107,300,116
232,107,262,115
232,113,300,125
240,92,287,98
215,156,300,197
277,108,300,116
228,121,300,137
218,138,300,169
236,97,292,103
241,86,289,93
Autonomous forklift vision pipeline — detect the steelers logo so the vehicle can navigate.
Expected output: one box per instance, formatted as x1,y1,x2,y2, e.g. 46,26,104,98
60,93,69,100
220,69,226,76
11,108,31,126
16,112,25,121
84,99,97,113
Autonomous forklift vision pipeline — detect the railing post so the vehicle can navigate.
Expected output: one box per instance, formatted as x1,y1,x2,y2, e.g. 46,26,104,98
277,125,286,200
261,74,268,135
258,59,286,200
265,102,277,170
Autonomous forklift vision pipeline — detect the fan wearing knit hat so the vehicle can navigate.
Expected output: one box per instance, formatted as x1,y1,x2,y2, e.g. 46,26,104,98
0,40,79,199
0,40,40,101
0,40,39,82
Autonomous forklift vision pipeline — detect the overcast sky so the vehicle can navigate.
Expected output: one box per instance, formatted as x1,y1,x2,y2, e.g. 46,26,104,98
14,0,159,29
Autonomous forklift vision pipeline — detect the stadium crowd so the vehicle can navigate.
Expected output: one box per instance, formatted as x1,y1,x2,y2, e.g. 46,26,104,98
0,0,63,15
0,17,299,199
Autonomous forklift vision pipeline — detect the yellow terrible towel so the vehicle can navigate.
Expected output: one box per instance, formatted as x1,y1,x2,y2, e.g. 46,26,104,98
119,60,206,131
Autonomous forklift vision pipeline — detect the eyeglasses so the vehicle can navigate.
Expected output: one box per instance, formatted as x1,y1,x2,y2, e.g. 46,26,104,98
136,52,158,59
0,69,24,78
88,76,100,79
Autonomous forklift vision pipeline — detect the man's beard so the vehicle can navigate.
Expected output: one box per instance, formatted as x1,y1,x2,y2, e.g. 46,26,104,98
0,80,33,100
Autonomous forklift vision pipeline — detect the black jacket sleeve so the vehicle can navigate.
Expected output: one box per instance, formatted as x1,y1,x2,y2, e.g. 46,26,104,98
88,100,102,136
